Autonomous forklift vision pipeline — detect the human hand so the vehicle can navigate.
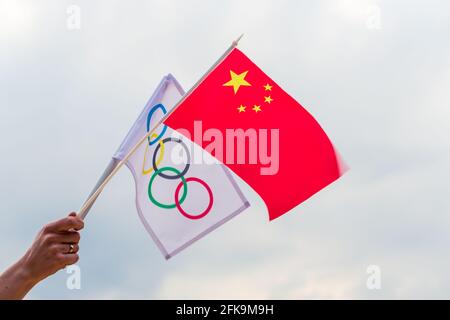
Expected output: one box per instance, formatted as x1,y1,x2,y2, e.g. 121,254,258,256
20,212,84,284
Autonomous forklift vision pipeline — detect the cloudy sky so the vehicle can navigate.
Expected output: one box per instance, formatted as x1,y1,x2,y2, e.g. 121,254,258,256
1,0,450,299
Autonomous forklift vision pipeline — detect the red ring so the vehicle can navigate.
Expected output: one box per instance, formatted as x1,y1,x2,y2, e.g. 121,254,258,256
174,177,213,220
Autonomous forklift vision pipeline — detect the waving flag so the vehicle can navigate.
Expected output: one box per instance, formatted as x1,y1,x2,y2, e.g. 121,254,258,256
113,74,249,259
164,48,347,220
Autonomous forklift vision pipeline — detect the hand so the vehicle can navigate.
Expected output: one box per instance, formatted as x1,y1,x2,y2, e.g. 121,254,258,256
0,212,84,299
21,212,84,283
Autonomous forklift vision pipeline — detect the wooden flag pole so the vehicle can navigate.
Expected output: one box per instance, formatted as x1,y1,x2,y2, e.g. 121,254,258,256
78,34,244,220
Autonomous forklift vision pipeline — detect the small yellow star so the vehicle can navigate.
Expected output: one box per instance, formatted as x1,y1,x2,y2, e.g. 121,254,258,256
264,96,273,104
223,70,251,94
263,83,272,91
237,105,246,113
252,105,262,113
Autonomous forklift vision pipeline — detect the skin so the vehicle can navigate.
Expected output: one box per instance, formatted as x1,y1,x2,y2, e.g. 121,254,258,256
0,212,84,299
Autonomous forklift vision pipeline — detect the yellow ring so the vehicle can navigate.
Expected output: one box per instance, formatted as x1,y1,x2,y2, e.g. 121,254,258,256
142,133,165,175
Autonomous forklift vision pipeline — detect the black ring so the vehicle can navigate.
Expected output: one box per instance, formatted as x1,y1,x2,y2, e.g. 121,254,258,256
152,137,191,180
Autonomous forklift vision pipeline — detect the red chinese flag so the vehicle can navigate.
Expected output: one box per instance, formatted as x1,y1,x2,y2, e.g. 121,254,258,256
164,48,347,220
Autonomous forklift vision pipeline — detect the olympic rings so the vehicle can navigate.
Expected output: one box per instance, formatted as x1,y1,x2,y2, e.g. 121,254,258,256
152,137,190,180
142,133,165,175
148,167,188,209
143,103,213,220
175,177,214,220
146,103,167,146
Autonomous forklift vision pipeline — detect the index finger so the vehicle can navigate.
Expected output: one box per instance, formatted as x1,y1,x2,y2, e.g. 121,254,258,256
45,214,84,233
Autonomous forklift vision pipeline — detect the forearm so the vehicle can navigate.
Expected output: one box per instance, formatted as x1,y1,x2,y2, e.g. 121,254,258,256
0,257,37,300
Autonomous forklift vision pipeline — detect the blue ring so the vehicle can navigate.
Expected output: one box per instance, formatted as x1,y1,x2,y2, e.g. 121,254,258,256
146,103,168,146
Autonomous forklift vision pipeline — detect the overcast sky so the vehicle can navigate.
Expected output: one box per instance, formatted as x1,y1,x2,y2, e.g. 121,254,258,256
1,0,450,299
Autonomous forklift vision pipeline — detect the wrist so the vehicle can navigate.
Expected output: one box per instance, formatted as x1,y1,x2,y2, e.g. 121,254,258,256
15,255,39,289
0,256,38,299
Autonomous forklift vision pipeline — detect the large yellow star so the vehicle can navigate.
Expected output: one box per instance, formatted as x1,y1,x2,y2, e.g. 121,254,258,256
252,105,262,113
223,70,251,94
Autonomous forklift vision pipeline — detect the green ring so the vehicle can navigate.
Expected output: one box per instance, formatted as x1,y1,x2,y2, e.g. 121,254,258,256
148,167,187,209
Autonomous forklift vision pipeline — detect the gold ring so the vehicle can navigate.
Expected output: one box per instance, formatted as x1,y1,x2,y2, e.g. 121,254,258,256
68,244,75,254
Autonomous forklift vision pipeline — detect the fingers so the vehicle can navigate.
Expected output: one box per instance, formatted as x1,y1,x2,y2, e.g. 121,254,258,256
50,239,80,268
42,212,83,269
54,243,79,254
43,231,80,245
57,231,81,244
44,213,84,233
60,253,79,266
